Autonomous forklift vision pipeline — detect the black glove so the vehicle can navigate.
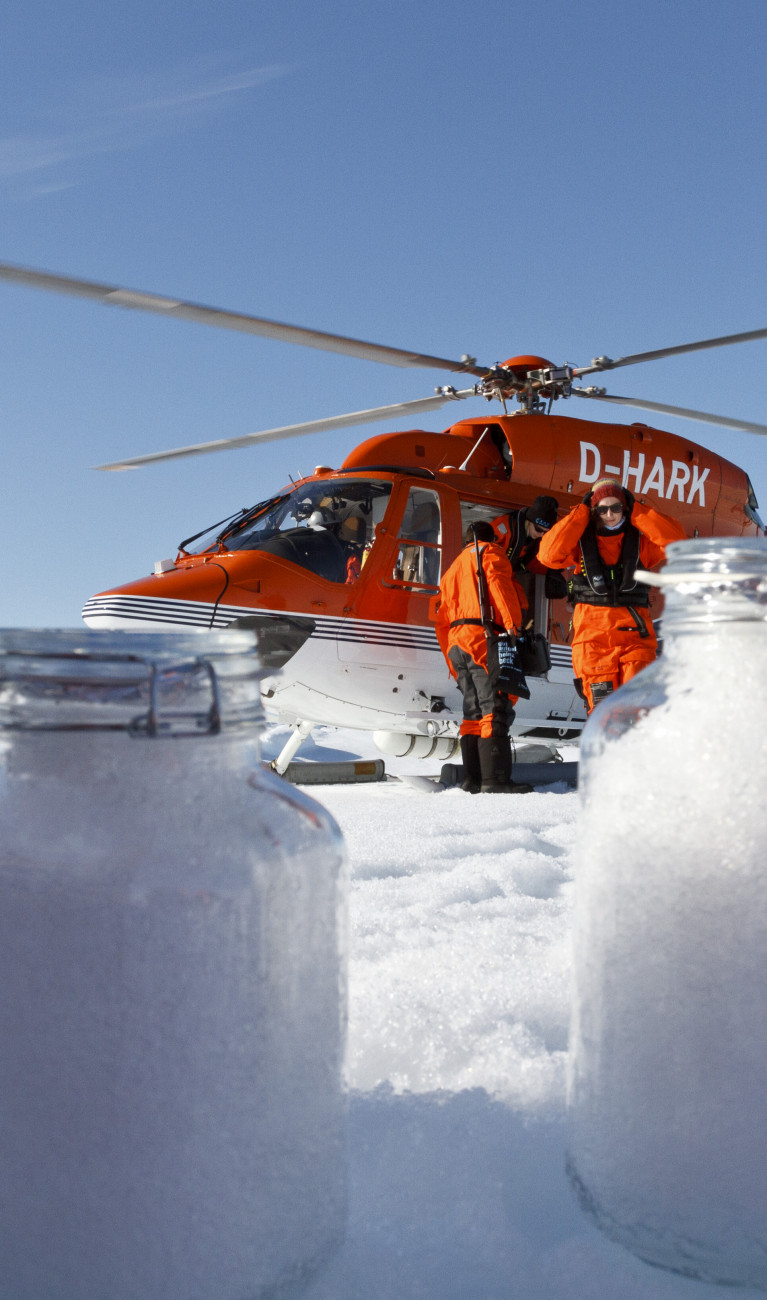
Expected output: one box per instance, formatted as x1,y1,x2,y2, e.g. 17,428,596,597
582,489,593,506
623,486,635,513
544,571,568,600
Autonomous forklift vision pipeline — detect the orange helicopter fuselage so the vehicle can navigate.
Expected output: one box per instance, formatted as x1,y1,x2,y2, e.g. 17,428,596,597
83,412,762,738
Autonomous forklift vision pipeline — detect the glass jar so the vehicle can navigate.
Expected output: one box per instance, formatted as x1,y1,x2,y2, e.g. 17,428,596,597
567,536,767,1288
0,629,347,1300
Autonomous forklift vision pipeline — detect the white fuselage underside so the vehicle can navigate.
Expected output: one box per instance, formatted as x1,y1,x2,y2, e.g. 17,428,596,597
82,593,584,736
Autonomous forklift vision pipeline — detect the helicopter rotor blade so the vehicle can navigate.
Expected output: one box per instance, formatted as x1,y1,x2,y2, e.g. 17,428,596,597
572,387,767,437
0,260,487,376
574,326,767,377
94,388,476,470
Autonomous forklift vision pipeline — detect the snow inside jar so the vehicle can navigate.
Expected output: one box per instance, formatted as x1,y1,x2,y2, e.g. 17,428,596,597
0,628,347,1300
567,536,767,1289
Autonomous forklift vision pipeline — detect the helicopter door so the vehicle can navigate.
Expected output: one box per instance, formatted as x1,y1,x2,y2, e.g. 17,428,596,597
530,573,549,638
457,499,551,640
390,486,443,590
336,482,445,671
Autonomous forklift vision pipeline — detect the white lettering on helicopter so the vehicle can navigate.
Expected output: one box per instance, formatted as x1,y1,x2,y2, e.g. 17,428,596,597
579,441,709,507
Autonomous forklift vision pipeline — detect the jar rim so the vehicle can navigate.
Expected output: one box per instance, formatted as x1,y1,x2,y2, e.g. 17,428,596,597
637,536,767,590
0,627,259,662
664,535,767,568
0,628,265,736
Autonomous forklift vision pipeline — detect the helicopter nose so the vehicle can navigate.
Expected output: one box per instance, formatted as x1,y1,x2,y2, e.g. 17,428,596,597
83,567,316,672
82,562,232,632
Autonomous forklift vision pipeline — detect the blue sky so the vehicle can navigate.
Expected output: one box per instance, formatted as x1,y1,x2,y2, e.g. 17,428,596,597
2,0,767,624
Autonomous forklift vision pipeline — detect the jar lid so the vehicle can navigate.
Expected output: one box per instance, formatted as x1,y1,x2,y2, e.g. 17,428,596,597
0,629,265,735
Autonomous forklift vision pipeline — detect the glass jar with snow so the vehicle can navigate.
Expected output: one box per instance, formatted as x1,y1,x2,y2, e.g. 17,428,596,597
566,535,767,1289
0,628,347,1300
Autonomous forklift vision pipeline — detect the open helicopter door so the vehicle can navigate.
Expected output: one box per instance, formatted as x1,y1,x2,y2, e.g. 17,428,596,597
456,497,586,738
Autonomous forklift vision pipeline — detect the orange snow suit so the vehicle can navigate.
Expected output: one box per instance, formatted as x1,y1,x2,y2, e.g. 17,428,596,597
435,541,524,737
538,501,686,711
490,508,547,617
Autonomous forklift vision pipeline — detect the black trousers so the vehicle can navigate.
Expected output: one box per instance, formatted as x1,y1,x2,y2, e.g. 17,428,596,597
448,645,515,737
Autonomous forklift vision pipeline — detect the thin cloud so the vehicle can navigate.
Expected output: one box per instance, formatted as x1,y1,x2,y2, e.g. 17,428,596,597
133,65,289,113
0,137,85,178
0,60,293,185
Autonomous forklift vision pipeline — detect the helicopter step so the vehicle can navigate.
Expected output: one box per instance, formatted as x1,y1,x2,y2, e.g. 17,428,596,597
440,759,578,790
393,741,578,791
391,761,578,792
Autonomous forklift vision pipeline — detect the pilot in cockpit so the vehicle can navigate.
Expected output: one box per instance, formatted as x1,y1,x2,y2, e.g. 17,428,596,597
336,506,367,582
297,496,368,583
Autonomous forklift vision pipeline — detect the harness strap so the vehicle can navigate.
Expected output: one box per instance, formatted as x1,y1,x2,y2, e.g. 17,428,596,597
450,618,505,633
617,606,651,637
573,520,650,608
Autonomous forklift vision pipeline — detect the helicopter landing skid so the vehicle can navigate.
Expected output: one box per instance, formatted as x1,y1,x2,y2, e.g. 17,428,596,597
270,719,388,783
279,758,386,785
270,719,314,774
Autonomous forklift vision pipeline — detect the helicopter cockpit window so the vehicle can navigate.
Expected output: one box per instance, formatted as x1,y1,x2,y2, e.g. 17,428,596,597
746,477,765,528
217,479,393,584
391,487,442,590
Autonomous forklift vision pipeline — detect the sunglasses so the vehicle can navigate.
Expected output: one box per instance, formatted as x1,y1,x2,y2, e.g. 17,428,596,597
594,503,624,516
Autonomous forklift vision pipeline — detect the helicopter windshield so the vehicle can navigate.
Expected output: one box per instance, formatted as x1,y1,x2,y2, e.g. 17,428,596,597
746,477,764,528
179,494,290,557
218,478,393,583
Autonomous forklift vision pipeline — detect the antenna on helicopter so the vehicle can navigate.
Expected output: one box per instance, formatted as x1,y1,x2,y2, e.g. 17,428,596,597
458,426,491,472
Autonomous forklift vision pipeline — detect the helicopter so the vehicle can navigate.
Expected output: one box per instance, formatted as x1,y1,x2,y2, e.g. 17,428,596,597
1,260,765,774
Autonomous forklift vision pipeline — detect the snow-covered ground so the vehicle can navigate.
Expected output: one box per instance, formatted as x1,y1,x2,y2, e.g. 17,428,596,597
259,724,763,1300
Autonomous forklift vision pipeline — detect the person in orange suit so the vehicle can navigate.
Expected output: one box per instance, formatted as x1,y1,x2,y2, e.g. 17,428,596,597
435,521,530,793
491,494,567,618
537,477,686,712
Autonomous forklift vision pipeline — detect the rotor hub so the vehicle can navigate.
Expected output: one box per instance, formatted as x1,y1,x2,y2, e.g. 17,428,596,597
480,355,574,413
501,354,555,374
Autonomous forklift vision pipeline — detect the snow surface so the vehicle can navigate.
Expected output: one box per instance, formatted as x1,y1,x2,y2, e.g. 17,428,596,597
259,724,764,1300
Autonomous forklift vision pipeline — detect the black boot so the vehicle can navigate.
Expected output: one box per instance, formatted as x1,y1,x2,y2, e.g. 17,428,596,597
478,736,533,794
459,734,481,793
